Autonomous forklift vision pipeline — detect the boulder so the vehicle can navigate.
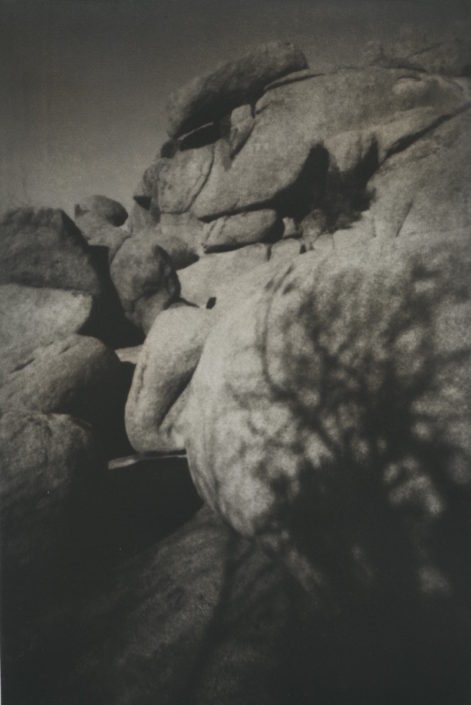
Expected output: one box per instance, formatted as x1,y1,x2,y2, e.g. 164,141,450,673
74,195,128,226
202,209,281,252
184,230,471,612
191,67,469,219
128,201,160,233
75,212,128,258
110,229,180,331
0,207,102,295
158,212,203,268
178,243,270,307
116,345,143,366
0,412,104,569
125,307,213,453
0,284,94,363
0,335,129,455
166,41,307,138
157,144,214,214
133,159,164,209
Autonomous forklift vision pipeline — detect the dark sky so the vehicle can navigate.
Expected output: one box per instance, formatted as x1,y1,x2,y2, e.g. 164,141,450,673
1,0,469,216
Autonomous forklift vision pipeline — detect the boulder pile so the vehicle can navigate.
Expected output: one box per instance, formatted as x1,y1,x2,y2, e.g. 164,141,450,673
1,30,471,703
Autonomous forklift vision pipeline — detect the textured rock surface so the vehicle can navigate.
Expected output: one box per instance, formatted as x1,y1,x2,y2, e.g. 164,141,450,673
0,335,129,455
191,68,468,219
166,40,307,138
75,213,128,258
0,284,94,362
202,209,281,252
110,229,180,331
158,212,203,268
125,307,213,453
178,243,270,306
74,195,128,226
184,230,471,607
0,207,102,295
158,145,214,214
0,412,104,568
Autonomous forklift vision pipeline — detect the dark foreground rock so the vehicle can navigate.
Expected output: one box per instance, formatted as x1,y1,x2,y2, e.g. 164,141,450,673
3,500,469,705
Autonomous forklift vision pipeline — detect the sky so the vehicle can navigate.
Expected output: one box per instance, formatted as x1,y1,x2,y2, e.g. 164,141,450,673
1,0,469,216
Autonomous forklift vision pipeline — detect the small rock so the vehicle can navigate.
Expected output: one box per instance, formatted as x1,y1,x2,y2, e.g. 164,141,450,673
74,195,128,226
166,40,308,138
227,104,255,156
282,217,301,239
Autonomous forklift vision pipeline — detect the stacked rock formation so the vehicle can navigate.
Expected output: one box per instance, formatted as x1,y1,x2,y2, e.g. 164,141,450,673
1,32,471,703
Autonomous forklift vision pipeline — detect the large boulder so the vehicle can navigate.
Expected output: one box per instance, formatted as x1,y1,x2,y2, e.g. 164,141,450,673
184,230,471,615
191,67,469,219
0,335,129,456
166,40,308,138
0,284,94,363
110,229,180,331
125,306,213,453
74,195,128,226
0,208,103,295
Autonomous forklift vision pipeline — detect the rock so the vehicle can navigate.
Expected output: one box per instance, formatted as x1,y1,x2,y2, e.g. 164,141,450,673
158,212,203,268
110,229,180,331
75,213,128,258
227,104,255,156
202,209,281,252
74,195,128,226
0,335,129,455
116,345,143,366
157,145,214,214
184,230,471,609
166,40,308,138
128,201,160,233
367,110,471,241
367,26,471,77
0,412,104,569
125,307,213,453
133,160,164,209
268,238,304,263
0,207,102,295
178,243,270,307
282,217,301,239
191,67,469,219
0,284,94,364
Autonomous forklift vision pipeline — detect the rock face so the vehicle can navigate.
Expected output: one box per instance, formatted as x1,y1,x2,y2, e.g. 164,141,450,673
166,40,308,138
191,68,468,219
202,209,281,252
178,243,270,306
184,230,471,609
74,212,128,258
125,307,213,453
0,335,129,455
74,195,128,226
0,412,104,568
157,144,214,214
110,229,180,331
0,284,94,362
0,208,103,295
